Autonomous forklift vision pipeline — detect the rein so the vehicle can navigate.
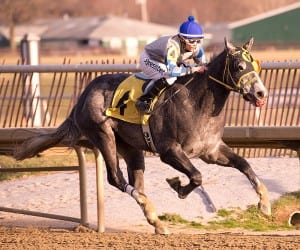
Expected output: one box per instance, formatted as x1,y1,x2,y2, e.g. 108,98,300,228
142,76,195,151
208,54,241,92
208,50,258,94
150,75,195,113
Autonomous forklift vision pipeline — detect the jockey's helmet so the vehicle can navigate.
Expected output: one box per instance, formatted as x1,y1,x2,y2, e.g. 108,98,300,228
179,16,204,39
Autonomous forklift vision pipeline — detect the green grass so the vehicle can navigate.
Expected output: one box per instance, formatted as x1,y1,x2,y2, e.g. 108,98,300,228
159,191,300,231
158,213,190,225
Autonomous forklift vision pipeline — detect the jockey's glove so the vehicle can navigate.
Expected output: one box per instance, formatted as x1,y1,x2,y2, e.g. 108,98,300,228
191,65,208,73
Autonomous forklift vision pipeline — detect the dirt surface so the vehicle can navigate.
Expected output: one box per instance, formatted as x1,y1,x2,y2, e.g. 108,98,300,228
0,157,299,249
0,226,299,250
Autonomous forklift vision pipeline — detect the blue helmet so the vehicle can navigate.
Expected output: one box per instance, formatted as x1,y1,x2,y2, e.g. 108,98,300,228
179,16,204,39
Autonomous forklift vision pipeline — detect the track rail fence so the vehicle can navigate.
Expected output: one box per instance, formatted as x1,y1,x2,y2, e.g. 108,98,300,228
0,60,299,157
0,60,299,231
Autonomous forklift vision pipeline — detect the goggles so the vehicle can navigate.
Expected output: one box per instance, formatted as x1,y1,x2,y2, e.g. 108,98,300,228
179,35,202,45
186,39,202,44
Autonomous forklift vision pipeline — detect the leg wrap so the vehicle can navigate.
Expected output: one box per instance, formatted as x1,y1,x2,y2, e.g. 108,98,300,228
124,184,139,201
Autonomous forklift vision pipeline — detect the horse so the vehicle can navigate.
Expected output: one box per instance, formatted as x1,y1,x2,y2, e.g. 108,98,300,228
14,38,270,234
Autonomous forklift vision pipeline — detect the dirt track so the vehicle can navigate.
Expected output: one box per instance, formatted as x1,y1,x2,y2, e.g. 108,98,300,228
0,226,299,250
1,157,299,249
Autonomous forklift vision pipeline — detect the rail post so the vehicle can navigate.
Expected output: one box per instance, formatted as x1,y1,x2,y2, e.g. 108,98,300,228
20,34,42,127
74,146,88,226
93,148,105,232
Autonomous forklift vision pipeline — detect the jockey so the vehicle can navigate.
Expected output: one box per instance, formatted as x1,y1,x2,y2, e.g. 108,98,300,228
136,15,207,113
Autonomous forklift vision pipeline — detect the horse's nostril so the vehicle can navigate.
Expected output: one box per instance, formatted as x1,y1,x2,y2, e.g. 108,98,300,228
257,91,265,98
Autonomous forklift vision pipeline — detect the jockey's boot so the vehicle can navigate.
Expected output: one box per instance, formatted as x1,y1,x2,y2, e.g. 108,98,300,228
135,78,169,114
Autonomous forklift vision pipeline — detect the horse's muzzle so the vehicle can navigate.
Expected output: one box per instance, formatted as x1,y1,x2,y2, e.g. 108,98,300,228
243,92,267,107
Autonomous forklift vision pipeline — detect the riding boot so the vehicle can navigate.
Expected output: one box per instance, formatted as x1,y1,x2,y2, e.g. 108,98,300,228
135,78,169,113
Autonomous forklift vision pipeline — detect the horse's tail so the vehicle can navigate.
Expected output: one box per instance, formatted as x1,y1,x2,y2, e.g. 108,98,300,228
13,115,81,161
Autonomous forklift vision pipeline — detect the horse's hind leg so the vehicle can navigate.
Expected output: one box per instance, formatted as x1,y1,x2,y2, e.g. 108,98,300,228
84,123,128,192
117,138,169,234
116,137,145,192
205,143,271,216
85,125,168,234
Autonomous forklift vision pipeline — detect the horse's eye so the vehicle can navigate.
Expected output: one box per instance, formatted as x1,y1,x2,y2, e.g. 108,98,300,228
236,61,246,71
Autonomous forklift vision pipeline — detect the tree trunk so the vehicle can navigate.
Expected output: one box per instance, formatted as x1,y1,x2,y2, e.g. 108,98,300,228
9,22,16,53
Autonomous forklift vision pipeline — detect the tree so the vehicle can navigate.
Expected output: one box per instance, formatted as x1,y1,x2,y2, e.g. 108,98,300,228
0,0,35,52
0,0,298,52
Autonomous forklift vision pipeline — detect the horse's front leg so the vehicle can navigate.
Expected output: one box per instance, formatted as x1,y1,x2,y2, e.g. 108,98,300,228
206,143,271,216
160,145,203,199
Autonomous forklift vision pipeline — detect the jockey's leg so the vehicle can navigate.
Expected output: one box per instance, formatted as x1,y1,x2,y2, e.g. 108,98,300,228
135,77,169,113
137,52,176,114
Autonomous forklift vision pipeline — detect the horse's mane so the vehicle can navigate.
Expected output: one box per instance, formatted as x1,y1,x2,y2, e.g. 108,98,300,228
206,48,226,68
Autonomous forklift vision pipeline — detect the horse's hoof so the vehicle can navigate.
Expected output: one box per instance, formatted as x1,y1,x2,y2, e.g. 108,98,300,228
166,177,188,199
166,177,180,190
178,193,188,199
155,226,170,235
258,201,271,216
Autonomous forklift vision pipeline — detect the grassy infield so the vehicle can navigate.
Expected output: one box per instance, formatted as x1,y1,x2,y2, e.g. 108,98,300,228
1,49,299,231
159,192,300,231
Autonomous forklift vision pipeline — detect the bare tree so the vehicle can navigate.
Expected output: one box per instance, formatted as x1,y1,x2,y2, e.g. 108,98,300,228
0,0,36,52
0,0,297,52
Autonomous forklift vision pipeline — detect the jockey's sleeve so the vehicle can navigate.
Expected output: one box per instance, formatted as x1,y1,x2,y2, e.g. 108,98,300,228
165,46,189,77
194,47,207,65
166,61,189,77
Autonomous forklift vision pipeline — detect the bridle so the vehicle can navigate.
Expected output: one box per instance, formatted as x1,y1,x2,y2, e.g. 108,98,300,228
208,48,261,94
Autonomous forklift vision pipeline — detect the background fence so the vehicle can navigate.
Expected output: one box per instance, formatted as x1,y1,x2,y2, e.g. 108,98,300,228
0,60,299,158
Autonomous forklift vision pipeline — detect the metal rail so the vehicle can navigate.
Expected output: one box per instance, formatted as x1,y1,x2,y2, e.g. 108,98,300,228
0,61,299,73
0,63,141,73
0,61,299,232
0,128,105,232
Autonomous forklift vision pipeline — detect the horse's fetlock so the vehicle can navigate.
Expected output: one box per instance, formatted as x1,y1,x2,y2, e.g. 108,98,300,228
191,173,202,186
146,212,158,224
136,194,147,205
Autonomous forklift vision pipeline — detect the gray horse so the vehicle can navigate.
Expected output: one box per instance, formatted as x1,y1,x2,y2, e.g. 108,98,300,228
14,38,270,234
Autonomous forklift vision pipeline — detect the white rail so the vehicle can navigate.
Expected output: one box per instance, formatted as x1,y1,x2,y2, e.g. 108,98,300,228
0,64,141,73
0,61,299,73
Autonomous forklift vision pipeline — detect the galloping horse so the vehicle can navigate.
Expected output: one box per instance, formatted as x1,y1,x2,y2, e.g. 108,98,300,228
14,38,270,234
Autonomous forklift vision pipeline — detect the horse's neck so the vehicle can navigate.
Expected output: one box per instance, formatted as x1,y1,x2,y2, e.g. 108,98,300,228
206,51,231,115
208,50,227,78
187,53,230,117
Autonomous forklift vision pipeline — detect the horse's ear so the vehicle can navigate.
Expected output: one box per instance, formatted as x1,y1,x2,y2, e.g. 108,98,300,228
243,37,254,51
224,37,236,53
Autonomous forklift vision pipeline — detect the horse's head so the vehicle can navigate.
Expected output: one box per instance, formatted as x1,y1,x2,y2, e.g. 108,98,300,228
210,38,267,107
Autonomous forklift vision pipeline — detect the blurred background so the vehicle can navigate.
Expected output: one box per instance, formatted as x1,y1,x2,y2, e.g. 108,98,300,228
0,0,299,61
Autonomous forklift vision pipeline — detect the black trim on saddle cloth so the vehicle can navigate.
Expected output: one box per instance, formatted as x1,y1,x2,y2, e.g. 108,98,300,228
105,74,158,152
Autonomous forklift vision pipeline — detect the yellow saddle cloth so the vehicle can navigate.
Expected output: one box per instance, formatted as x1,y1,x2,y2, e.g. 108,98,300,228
105,75,155,125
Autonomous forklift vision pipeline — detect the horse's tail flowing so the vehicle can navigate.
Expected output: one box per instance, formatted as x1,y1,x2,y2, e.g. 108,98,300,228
13,116,81,161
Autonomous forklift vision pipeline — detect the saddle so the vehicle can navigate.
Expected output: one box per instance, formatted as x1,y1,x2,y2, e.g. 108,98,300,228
105,74,157,125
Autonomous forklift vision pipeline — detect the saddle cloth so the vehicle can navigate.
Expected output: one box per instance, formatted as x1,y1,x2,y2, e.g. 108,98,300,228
105,75,157,125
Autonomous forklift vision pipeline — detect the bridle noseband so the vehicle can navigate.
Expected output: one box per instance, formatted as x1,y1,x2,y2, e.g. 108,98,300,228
208,48,260,94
